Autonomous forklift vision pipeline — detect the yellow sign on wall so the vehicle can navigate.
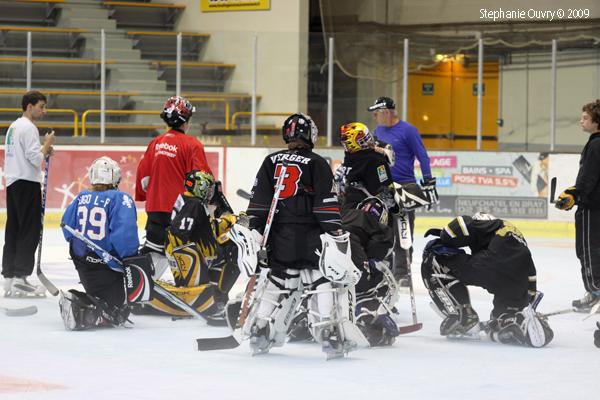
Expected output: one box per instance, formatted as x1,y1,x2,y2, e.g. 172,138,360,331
200,0,270,12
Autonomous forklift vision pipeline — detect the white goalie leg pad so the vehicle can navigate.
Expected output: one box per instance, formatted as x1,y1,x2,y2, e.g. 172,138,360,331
149,252,170,280
226,224,262,279
302,270,369,349
316,232,362,285
243,269,301,347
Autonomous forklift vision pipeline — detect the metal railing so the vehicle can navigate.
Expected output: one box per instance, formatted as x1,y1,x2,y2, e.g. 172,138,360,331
186,97,230,130
230,112,291,130
0,108,78,135
81,109,163,136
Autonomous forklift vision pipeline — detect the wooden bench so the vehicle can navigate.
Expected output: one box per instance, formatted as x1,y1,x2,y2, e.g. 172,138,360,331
150,61,235,92
102,1,185,30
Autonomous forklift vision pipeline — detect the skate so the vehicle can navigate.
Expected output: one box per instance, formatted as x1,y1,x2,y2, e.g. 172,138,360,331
59,291,78,331
6,277,46,298
572,291,600,313
249,325,271,356
204,301,228,327
440,305,479,336
2,277,13,297
321,326,357,360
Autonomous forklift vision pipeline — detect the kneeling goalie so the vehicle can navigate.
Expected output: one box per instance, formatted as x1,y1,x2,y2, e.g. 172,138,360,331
421,213,554,347
60,157,153,330
131,170,239,325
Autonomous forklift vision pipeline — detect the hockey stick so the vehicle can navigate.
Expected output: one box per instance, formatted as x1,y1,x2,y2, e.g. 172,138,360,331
61,224,209,322
396,211,423,334
549,177,557,203
37,155,59,296
236,188,251,200
0,305,38,317
196,161,289,351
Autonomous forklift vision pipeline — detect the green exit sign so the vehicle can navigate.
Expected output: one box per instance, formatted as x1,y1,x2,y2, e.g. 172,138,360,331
422,83,434,95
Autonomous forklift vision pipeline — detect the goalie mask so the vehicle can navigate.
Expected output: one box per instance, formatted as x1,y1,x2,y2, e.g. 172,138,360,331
282,113,318,148
89,156,121,188
340,122,374,153
184,170,215,202
357,196,389,225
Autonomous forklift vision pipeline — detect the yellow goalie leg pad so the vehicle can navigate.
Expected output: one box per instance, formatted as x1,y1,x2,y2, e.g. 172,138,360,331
142,281,216,317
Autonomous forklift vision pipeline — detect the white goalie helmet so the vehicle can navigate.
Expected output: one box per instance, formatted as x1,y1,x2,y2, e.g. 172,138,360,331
89,156,121,187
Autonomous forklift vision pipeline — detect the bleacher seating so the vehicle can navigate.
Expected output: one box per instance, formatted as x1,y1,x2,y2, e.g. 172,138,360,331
102,1,185,30
0,27,86,57
0,0,62,26
0,0,258,139
151,61,235,92
127,31,209,61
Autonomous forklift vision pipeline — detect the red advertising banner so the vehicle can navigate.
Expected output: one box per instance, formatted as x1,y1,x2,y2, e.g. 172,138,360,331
0,146,223,210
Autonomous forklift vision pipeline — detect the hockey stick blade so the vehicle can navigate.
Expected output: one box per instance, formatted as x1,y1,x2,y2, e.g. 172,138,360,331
236,188,251,200
1,305,38,317
549,177,557,204
196,334,241,351
398,322,423,334
38,271,59,296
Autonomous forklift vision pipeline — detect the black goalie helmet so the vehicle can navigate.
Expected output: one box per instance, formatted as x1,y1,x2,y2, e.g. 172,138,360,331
282,113,318,147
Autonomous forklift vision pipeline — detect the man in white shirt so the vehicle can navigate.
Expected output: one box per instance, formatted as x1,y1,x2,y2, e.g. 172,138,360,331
3,91,55,296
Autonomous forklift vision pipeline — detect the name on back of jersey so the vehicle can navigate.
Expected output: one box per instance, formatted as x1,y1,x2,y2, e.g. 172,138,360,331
270,153,311,165
78,193,110,207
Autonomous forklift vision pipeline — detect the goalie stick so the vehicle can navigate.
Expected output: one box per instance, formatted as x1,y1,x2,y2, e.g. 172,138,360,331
236,188,251,200
61,224,210,323
37,154,59,296
0,305,38,317
196,161,289,351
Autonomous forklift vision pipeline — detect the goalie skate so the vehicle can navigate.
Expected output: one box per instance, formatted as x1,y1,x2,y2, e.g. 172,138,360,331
321,326,357,360
5,277,46,298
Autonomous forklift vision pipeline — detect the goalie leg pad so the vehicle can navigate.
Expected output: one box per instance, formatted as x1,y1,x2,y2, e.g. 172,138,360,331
123,254,155,303
245,269,302,352
132,280,216,318
488,306,554,348
166,230,210,287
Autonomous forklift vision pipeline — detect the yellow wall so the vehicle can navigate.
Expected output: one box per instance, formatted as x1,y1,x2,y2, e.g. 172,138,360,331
408,61,499,150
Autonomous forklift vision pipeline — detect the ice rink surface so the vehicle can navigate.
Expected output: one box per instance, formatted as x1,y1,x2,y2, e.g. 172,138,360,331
0,229,598,400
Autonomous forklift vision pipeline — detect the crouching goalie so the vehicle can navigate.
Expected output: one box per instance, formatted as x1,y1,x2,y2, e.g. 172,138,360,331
60,157,154,331
131,170,240,325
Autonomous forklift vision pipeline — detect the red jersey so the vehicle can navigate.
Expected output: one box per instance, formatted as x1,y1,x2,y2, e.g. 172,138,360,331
135,129,212,212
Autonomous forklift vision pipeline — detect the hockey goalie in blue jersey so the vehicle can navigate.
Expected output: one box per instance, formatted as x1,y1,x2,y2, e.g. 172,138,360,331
59,156,153,331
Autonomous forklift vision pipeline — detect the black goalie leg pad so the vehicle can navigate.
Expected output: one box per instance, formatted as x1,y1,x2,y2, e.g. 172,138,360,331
422,252,471,317
594,322,600,348
59,289,130,330
123,254,155,303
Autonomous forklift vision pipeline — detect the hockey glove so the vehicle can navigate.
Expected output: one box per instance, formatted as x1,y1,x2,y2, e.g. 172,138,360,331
376,144,395,166
421,178,439,210
555,186,577,211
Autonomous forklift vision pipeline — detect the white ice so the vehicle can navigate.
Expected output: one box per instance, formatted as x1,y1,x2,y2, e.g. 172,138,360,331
0,228,598,400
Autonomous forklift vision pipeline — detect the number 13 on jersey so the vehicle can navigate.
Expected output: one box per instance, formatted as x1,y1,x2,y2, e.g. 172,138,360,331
274,163,302,199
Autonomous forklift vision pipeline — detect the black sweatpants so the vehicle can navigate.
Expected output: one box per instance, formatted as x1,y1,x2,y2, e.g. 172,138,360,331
2,180,41,279
70,248,126,308
575,208,600,293
141,211,171,255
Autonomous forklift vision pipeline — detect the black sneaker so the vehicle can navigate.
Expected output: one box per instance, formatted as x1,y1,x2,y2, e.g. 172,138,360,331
572,292,600,312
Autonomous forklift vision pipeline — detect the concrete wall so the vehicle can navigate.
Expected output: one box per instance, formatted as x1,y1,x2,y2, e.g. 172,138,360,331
176,0,309,120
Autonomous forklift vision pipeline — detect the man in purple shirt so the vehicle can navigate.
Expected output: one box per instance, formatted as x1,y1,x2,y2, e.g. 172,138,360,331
368,96,437,285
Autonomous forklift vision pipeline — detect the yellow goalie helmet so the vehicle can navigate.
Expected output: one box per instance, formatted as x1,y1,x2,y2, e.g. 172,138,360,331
340,122,374,153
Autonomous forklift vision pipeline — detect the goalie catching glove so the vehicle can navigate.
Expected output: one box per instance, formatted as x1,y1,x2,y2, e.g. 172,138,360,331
555,186,577,211
315,231,362,285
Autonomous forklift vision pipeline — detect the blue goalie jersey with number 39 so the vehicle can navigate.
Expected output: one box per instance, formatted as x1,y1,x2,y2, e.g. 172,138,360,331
61,189,139,271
